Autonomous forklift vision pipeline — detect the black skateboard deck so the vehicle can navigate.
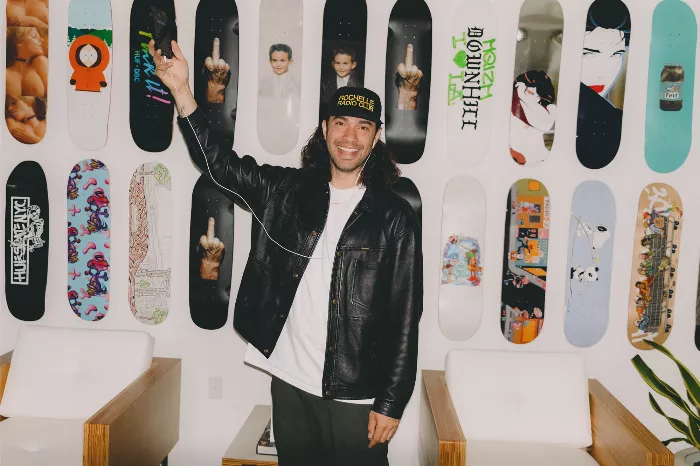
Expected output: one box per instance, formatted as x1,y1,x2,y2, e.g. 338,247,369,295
393,177,422,225
5,161,49,321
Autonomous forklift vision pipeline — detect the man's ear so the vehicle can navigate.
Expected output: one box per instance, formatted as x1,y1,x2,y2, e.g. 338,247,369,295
322,119,328,139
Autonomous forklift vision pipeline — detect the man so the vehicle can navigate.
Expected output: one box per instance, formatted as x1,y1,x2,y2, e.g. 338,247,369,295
149,39,423,466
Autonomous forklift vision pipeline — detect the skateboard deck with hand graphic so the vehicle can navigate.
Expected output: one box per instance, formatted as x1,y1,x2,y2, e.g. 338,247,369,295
393,177,422,225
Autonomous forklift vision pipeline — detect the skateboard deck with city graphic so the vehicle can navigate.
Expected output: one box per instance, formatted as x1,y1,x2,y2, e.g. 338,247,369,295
644,0,696,173
439,176,485,341
508,0,563,166
66,159,110,321
384,0,432,164
393,177,422,225
565,180,616,348
500,179,550,344
627,183,683,349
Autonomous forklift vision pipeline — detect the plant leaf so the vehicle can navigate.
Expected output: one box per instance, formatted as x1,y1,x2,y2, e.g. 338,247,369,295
649,393,693,440
644,339,700,411
663,437,691,446
689,413,700,449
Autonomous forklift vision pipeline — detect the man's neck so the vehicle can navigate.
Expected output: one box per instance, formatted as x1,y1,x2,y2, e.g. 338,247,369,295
330,170,362,190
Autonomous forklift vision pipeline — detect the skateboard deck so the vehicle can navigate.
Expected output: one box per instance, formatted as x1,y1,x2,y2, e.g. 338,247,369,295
575,0,631,169
128,163,173,325
256,0,303,155
500,179,550,344
508,0,563,166
129,0,176,152
627,183,683,349
5,161,49,321
644,0,696,173
393,177,422,225
438,176,485,341
447,0,497,165
194,0,239,143
189,175,234,330
67,0,112,151
66,159,110,321
384,0,432,164
564,181,616,348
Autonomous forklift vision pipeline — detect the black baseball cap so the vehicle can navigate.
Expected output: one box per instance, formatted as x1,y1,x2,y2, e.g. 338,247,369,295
325,87,383,125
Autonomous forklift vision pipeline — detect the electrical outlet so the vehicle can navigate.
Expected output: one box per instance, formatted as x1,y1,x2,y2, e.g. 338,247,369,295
208,376,223,400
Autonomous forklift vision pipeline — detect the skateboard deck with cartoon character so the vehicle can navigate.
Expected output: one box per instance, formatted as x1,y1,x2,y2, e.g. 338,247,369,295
627,183,683,349
565,180,616,347
66,159,110,321
393,177,422,225
500,179,550,344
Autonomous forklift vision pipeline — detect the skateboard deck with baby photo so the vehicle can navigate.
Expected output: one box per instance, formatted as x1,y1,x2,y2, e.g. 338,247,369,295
384,0,432,164
67,0,112,151
194,0,239,143
627,183,683,350
500,179,550,344
393,177,422,225
66,159,111,321
508,0,563,166
439,176,485,341
129,0,177,152
564,180,616,348
189,175,235,330
644,0,696,173
5,161,49,321
257,0,303,155
447,0,497,165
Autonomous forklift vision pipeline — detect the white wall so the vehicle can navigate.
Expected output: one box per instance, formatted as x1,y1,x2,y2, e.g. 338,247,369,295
2,0,700,464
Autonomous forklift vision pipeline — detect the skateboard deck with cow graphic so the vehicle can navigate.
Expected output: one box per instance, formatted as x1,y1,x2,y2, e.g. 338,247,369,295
500,179,550,344
439,176,485,341
5,161,49,321
644,0,696,173
508,0,563,166
384,0,432,164
129,163,172,325
627,183,683,349
393,177,422,225
129,0,177,152
565,181,616,347
194,0,239,143
447,0,497,165
66,159,110,321
67,0,112,151
189,175,234,330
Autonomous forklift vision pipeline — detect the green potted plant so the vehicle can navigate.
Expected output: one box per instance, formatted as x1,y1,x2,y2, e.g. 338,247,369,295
632,339,700,466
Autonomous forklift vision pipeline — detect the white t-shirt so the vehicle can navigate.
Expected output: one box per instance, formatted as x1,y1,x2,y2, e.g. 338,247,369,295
337,74,350,89
244,183,374,404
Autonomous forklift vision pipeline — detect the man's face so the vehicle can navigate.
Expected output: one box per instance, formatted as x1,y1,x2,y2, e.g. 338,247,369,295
322,116,382,175
332,53,356,78
270,50,291,75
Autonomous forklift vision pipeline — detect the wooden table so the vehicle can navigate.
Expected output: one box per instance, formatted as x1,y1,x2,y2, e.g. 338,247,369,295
222,405,278,466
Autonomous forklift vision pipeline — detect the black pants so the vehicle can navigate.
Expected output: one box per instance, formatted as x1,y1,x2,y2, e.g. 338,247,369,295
271,376,389,466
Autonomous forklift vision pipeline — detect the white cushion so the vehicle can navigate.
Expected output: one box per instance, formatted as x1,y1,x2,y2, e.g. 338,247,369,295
465,440,599,466
0,417,83,466
445,349,592,448
0,325,154,420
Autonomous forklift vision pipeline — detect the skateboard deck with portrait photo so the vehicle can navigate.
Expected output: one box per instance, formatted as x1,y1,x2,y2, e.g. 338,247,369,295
257,0,303,155
447,0,497,165
508,0,563,166
644,0,696,173
189,175,234,330
5,161,49,321
384,0,432,164
500,179,550,344
66,159,111,321
564,180,616,348
67,0,112,151
129,0,177,152
575,0,631,169
439,176,485,341
129,163,172,325
627,183,683,350
393,177,421,225
194,0,239,143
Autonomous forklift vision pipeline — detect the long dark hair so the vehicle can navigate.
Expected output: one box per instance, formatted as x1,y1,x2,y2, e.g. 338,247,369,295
586,0,631,46
514,71,555,107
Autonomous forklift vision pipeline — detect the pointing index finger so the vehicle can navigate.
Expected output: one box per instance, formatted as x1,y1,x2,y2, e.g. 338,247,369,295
404,44,414,69
212,38,220,61
207,217,215,241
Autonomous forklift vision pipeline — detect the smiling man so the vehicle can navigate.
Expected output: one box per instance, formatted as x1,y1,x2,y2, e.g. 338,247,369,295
149,39,423,466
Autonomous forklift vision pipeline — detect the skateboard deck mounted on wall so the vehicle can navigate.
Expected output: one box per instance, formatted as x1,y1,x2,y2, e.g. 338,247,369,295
393,177,422,225
627,183,683,349
508,0,563,166
66,159,111,321
194,0,239,143
5,161,49,321
67,0,113,151
384,0,432,164
500,179,550,344
129,163,173,325
439,176,485,341
564,181,616,348
644,0,696,173
129,0,177,152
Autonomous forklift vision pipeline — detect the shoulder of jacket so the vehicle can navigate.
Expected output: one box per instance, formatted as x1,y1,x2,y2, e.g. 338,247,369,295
382,190,420,236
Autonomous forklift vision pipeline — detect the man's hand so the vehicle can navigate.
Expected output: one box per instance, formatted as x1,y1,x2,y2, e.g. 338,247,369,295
148,39,189,95
200,217,225,281
367,410,399,448
205,38,230,104
396,44,423,110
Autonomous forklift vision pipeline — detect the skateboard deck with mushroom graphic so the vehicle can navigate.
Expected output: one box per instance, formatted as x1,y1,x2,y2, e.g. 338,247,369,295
66,159,110,321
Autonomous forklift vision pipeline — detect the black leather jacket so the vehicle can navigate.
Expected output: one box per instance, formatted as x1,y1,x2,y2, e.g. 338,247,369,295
178,108,423,420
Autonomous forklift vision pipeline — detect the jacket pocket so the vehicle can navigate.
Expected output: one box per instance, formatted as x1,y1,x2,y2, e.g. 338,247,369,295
349,258,383,316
